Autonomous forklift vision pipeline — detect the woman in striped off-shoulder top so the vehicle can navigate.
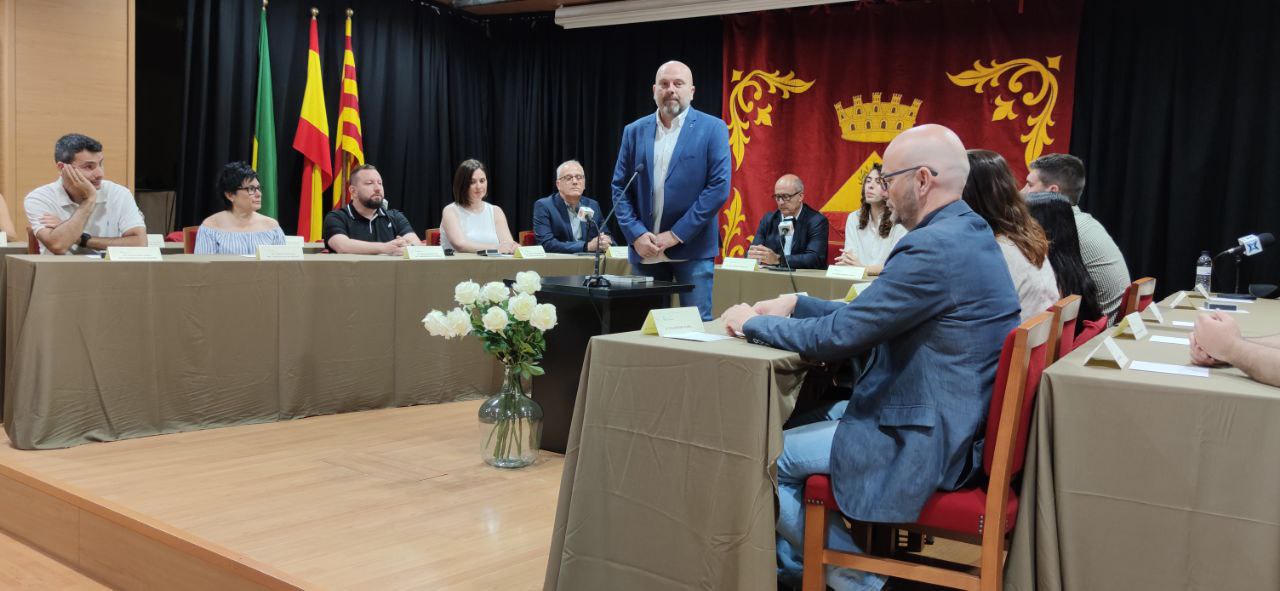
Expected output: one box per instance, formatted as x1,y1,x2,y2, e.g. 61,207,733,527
195,161,285,255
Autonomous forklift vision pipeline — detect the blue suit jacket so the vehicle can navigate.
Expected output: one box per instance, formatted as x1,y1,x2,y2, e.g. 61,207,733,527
743,200,1021,523
531,193,603,253
752,204,830,269
610,108,732,264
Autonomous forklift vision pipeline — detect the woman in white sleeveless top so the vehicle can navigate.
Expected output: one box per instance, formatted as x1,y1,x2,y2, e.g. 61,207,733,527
440,159,517,254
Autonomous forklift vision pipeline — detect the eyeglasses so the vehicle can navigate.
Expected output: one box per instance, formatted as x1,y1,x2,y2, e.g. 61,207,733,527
237,185,263,194
558,174,585,182
879,165,939,187
773,190,803,203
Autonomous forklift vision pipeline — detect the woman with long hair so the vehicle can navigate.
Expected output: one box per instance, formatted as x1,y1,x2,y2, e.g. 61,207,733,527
962,150,1058,320
1027,192,1104,331
440,159,517,254
837,163,906,274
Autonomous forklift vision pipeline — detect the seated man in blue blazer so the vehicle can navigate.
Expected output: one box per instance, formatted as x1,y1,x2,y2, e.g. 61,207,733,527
722,124,1021,591
531,160,612,253
747,174,829,269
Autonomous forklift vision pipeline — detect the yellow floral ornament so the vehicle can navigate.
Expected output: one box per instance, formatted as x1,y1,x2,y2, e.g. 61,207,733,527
727,69,815,170
948,56,1062,166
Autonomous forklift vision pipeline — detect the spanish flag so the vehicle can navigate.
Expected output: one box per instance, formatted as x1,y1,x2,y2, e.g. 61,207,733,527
332,11,364,209
293,11,332,242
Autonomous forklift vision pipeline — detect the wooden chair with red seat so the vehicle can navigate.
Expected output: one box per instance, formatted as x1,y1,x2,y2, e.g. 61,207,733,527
26,226,40,254
425,228,441,246
802,311,1054,591
1115,277,1156,320
518,230,536,246
164,230,184,243
182,225,199,254
1046,294,1082,362
1074,315,1109,347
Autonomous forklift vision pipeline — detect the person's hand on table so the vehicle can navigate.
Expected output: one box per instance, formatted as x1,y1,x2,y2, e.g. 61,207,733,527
586,233,612,251
835,249,861,267
721,303,758,336
1192,311,1241,364
752,294,798,317
747,244,780,266
497,240,518,255
1188,332,1225,367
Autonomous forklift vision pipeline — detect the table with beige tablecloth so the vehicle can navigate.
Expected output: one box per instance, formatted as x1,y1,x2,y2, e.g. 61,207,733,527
3,253,629,449
711,266,871,316
1006,295,1280,591
545,321,806,591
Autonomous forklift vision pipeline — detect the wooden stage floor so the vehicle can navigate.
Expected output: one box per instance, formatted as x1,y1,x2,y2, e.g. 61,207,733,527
0,400,564,590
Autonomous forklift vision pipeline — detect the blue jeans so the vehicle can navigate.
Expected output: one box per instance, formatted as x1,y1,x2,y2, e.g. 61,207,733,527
635,258,715,320
777,400,886,591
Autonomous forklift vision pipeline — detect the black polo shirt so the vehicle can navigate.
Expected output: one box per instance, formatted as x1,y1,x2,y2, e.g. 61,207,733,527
322,203,416,250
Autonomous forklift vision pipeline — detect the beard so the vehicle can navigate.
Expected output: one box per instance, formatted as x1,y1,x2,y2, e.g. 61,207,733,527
657,97,689,119
888,186,920,229
359,194,384,210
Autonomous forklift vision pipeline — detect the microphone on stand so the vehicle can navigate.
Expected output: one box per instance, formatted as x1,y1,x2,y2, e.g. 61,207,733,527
584,164,644,288
1214,232,1274,295
777,217,799,295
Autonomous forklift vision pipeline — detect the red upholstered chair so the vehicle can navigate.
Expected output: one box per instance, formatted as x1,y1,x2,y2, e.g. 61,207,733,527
182,226,199,254
1074,316,1109,348
802,311,1054,591
26,226,41,254
518,230,536,246
165,230,184,243
426,228,441,246
1115,277,1156,320
1046,294,1082,362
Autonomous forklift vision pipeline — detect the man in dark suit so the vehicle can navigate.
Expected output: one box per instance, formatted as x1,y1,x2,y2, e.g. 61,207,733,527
747,174,829,269
611,60,732,320
722,124,1020,591
531,160,612,253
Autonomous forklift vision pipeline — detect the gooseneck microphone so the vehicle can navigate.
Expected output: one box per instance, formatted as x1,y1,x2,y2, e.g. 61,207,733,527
777,217,799,295
1215,232,1274,258
584,164,645,288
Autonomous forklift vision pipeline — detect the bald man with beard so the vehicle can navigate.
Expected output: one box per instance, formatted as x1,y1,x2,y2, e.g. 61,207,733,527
722,124,1021,591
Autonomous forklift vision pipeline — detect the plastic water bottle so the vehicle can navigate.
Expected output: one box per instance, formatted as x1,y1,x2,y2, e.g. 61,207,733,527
1195,250,1213,291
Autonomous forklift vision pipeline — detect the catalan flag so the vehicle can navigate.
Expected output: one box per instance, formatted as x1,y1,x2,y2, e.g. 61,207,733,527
252,3,278,219
332,11,365,209
293,11,332,242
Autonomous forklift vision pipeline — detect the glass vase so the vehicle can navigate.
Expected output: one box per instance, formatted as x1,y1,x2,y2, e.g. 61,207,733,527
477,364,543,468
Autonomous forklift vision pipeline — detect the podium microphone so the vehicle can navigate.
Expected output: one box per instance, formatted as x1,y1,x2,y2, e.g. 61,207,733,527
584,164,645,288
778,218,799,295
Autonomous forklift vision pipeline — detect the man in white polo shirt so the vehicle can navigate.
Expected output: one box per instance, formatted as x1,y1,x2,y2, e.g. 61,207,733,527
26,133,146,254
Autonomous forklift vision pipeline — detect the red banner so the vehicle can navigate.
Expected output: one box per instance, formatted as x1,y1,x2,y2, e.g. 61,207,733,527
719,0,1082,259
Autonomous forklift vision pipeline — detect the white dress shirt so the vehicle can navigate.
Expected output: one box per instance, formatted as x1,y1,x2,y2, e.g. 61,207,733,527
645,108,688,264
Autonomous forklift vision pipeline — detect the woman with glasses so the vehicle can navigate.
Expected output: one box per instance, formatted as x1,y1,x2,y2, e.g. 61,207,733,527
837,163,906,274
962,149,1059,321
441,159,517,254
194,161,286,255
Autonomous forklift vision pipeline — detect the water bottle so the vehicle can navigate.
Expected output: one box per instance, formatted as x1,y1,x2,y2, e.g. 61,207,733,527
1195,250,1212,291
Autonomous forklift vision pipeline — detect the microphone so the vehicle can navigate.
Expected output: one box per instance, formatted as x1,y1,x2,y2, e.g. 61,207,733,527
1216,232,1274,258
583,164,644,288
597,163,644,245
777,216,799,294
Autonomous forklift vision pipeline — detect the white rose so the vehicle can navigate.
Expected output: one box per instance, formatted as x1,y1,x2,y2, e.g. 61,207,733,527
482,306,510,333
508,292,537,321
513,270,542,295
530,303,557,331
480,281,510,304
422,310,448,336
455,281,481,306
445,309,472,338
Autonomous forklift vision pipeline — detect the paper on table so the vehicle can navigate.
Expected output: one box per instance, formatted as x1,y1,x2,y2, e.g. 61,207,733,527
1128,360,1210,378
1149,335,1191,346
1172,320,1195,327
1198,307,1250,314
663,331,734,342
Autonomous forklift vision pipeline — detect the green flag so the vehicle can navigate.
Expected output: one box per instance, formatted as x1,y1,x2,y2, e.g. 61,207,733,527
252,6,278,219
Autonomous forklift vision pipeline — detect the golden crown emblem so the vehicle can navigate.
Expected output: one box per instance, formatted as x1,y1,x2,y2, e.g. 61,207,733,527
835,93,922,143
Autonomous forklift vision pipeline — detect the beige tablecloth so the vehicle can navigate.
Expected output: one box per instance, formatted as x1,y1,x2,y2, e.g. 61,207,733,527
3,253,630,449
711,266,870,316
545,321,807,591
1006,295,1280,591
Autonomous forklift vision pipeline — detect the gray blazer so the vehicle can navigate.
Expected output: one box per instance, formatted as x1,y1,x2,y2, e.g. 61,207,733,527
743,199,1020,522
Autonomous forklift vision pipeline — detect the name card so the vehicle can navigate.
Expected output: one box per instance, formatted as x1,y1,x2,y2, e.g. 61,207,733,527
826,265,867,280
1168,291,1194,309
721,257,758,271
1145,303,1165,325
1194,284,1212,299
256,244,304,261
404,245,446,259
1084,336,1130,369
606,246,630,259
105,246,163,261
641,306,705,337
842,282,870,302
0,231,8,244
1115,312,1149,340
146,234,165,248
285,235,305,246
513,245,547,259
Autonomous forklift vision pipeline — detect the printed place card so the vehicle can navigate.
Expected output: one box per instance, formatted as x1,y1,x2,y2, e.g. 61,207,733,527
1194,284,1212,299
514,245,547,259
105,246,163,261
404,245,446,259
842,282,870,302
641,306,705,337
826,265,867,280
1122,312,1149,340
721,257,759,271
1084,336,1130,369
146,234,165,248
285,235,305,246
1167,291,1194,310
606,246,630,259
256,244,304,261
1146,303,1165,325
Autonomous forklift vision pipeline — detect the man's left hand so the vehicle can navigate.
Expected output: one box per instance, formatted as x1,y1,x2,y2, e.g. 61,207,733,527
747,244,780,266
1193,311,1242,363
721,303,758,336
654,231,681,250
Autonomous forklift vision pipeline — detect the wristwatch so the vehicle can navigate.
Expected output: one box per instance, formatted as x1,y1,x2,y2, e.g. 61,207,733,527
79,233,91,248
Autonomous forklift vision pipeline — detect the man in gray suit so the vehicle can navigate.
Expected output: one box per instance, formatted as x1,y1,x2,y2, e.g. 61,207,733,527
722,125,1021,591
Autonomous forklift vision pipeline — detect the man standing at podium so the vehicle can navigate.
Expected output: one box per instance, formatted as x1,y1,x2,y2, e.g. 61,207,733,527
611,60,731,320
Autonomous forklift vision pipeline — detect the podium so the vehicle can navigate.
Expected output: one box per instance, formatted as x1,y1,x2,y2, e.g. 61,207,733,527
531,275,692,453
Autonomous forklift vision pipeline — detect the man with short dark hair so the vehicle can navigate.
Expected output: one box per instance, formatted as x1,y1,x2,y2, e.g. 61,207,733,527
26,133,147,254
747,174,829,269
532,160,612,253
1024,153,1130,320
322,164,420,255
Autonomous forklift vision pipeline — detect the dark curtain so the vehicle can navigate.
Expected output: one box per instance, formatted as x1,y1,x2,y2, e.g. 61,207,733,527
1070,0,1280,295
175,0,721,237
